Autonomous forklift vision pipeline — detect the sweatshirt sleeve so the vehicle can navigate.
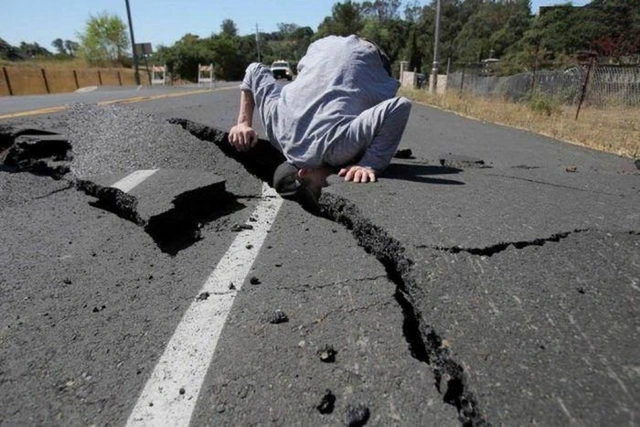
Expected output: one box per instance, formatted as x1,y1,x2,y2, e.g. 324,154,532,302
326,97,412,171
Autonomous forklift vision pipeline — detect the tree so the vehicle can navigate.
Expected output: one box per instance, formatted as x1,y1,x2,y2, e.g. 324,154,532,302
52,38,66,55
65,40,80,57
154,34,212,81
77,12,129,66
316,1,364,38
361,0,402,21
18,42,51,58
209,34,247,80
221,19,238,37
0,37,23,60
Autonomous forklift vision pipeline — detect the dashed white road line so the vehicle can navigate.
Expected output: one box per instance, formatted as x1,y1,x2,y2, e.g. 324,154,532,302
110,169,159,192
126,182,282,426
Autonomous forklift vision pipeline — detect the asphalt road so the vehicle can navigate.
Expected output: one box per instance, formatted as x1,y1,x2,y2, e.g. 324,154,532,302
0,83,237,118
0,86,638,426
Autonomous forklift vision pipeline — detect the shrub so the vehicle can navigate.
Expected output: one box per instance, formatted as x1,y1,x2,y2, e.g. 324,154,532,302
526,91,562,116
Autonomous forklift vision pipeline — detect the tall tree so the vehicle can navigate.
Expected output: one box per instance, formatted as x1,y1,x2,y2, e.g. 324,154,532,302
64,40,80,56
18,42,51,58
52,38,66,55
316,1,364,38
77,12,129,66
361,0,402,21
0,37,23,60
221,19,238,37
155,34,212,81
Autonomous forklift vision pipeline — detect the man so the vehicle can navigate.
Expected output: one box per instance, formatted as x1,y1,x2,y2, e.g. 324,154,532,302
228,35,411,203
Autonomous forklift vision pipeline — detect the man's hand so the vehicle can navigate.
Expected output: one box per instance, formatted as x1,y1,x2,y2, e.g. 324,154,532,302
228,123,258,152
338,165,377,183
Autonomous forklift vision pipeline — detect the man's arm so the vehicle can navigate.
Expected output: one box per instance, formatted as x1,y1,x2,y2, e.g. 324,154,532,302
229,89,258,152
333,97,412,183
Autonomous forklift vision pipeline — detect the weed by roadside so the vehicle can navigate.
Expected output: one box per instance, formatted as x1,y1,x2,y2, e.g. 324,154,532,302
525,92,562,116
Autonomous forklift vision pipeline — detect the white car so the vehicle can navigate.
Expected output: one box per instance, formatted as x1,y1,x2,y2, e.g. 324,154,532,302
270,60,293,81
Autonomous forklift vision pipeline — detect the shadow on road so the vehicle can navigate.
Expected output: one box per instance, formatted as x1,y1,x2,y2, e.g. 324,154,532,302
383,163,465,185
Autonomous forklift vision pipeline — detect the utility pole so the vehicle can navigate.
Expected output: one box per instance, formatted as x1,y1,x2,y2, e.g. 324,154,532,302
255,24,261,63
430,0,442,94
125,0,140,85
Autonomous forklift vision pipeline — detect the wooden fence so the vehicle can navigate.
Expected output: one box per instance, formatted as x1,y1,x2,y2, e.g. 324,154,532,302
0,66,152,96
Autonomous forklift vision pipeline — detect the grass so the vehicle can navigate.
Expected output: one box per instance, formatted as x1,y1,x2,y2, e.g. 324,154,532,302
401,89,640,159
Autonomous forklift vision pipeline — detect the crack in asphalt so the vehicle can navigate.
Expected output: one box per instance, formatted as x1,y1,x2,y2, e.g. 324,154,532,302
75,178,245,256
319,192,487,426
173,119,488,426
426,229,590,257
299,300,395,330
76,180,145,225
33,180,75,199
168,118,286,184
0,127,72,179
483,172,627,197
274,274,389,292
2,115,488,425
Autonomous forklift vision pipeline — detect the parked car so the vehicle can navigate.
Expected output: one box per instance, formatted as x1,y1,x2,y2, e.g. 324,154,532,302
270,60,293,81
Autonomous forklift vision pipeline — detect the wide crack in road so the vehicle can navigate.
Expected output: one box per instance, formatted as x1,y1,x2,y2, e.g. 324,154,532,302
1,103,637,426
171,118,486,425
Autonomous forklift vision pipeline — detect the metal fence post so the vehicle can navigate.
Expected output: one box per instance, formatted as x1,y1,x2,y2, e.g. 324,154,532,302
73,70,79,89
98,70,103,86
575,58,595,120
118,70,122,86
41,69,50,94
2,67,13,96
530,61,537,97
459,64,465,96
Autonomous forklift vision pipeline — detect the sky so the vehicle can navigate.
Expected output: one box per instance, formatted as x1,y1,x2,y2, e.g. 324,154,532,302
2,0,591,51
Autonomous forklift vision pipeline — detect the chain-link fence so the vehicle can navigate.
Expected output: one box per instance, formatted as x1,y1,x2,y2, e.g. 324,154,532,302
446,63,640,107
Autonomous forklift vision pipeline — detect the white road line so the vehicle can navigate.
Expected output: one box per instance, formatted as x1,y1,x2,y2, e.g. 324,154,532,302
111,169,159,192
127,183,282,426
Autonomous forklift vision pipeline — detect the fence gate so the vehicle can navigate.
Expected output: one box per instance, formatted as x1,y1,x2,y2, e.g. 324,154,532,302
198,64,215,88
151,65,166,86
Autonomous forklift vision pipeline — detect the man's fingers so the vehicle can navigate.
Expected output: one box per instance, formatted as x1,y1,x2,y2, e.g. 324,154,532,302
249,133,258,148
338,166,376,183
345,168,356,181
364,169,375,182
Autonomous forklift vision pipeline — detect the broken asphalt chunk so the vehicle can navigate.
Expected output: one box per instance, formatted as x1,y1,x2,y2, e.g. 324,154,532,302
0,125,60,151
3,132,72,179
345,404,370,427
317,389,336,414
439,153,491,169
393,148,414,159
266,309,288,324
77,169,238,255
76,180,144,225
231,223,254,232
317,345,337,363
196,291,210,301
